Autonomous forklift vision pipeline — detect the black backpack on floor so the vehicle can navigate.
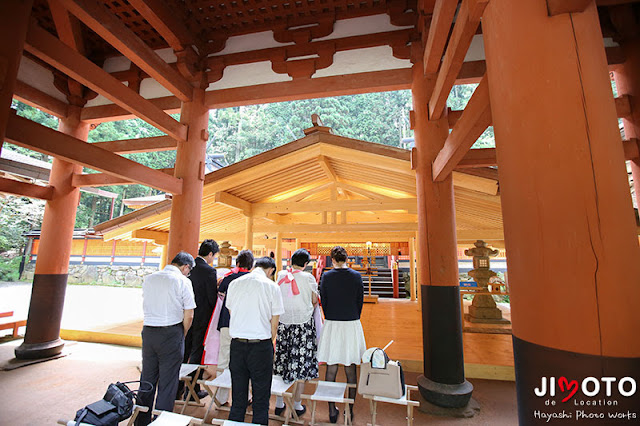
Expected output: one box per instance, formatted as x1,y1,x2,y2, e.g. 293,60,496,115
74,381,152,426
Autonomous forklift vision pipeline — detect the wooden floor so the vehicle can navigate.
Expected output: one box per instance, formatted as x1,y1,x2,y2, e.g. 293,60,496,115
61,297,515,380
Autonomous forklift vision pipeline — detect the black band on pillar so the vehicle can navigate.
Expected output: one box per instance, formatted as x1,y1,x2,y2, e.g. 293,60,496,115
421,284,465,384
512,335,640,425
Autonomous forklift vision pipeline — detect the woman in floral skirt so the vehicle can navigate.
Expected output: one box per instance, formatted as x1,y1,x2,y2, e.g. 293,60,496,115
273,248,319,418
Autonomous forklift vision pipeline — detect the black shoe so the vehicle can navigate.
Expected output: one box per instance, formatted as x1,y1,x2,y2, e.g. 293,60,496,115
349,405,354,421
274,405,286,417
295,405,306,417
329,407,339,423
196,390,208,400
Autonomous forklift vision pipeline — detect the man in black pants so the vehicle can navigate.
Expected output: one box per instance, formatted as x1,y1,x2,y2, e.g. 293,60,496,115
182,239,219,399
226,257,284,425
136,252,196,426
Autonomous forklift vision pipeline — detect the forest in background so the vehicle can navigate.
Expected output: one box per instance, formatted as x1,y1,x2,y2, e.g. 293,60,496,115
0,84,490,279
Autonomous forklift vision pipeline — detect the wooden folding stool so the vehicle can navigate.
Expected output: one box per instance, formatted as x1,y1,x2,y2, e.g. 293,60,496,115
198,368,232,422
361,385,420,426
269,376,304,425
302,380,355,426
174,364,207,414
149,409,204,425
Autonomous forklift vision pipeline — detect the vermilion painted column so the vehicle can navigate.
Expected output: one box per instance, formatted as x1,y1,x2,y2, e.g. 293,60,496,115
15,106,86,359
167,88,208,260
483,1,640,422
412,62,472,409
611,8,640,216
0,0,33,152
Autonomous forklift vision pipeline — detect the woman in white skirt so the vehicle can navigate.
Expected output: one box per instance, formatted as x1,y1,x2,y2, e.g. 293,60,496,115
317,246,366,423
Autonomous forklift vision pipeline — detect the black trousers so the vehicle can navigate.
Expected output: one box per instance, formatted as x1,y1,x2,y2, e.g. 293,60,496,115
136,324,184,426
229,339,274,425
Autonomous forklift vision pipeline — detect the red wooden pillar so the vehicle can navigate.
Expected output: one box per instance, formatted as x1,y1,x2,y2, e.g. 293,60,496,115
611,6,640,216
483,1,640,421
412,62,472,408
167,88,208,260
0,0,33,152
15,106,87,359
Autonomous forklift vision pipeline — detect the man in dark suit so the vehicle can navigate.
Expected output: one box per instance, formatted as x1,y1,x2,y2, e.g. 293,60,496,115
183,239,219,398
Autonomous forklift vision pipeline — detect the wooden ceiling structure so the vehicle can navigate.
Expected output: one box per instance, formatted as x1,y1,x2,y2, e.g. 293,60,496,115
2,0,640,420
94,125,505,248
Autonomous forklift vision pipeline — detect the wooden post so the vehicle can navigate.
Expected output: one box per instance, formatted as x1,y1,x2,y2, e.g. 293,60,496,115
245,216,253,251
167,87,208,260
0,0,33,153
611,8,640,216
409,237,416,301
15,105,86,360
412,61,471,409
483,1,640,420
275,232,282,273
159,244,168,269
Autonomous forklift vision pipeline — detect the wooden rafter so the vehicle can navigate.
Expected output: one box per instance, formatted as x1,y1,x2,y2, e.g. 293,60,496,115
91,136,177,154
433,74,491,181
5,113,183,194
25,23,187,141
214,192,252,216
429,0,489,119
456,148,497,168
126,0,197,52
0,177,54,200
423,0,459,74
253,199,417,215
58,0,193,102
72,173,133,187
80,96,182,124
13,80,68,118
335,181,394,200
48,0,85,54
317,155,337,181
132,229,168,245
253,222,419,233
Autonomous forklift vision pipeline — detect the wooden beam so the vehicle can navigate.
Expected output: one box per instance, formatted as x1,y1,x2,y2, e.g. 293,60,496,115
80,186,118,198
335,181,395,200
48,0,85,54
6,113,183,194
25,23,187,141
433,75,491,181
451,171,498,195
423,0,459,74
253,199,417,215
132,229,168,245
615,94,632,118
280,181,334,202
546,0,592,15
205,69,414,109
456,229,504,241
294,232,417,242
58,0,193,102
456,148,497,168
254,222,419,233
317,155,337,181
72,173,133,187
126,0,196,52
0,176,53,200
80,96,181,124
91,136,177,154
429,0,489,119
0,158,50,181
214,192,252,216
13,80,68,118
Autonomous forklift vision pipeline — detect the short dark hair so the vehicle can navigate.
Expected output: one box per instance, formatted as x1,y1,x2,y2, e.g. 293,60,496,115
291,248,310,267
171,251,195,268
330,246,348,263
236,250,254,269
198,239,219,257
255,256,276,270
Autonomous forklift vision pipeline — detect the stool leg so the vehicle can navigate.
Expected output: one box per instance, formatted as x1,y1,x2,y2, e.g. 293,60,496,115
407,405,413,426
311,400,317,426
372,401,377,426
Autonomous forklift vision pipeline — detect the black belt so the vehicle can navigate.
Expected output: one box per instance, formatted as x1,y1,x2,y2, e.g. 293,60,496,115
232,338,271,343
145,323,182,329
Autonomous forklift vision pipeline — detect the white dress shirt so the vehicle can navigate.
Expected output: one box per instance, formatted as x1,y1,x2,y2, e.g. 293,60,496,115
142,265,196,327
226,268,285,340
275,269,318,325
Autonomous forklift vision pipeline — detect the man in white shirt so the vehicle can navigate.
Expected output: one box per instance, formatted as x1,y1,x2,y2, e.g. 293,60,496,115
136,252,196,426
226,256,284,425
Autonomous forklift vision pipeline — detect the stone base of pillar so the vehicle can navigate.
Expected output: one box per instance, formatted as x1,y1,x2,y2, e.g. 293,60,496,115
417,382,479,417
417,375,474,409
14,338,65,360
466,294,511,324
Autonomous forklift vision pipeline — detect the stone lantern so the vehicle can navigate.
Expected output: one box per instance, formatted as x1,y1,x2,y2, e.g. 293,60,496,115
464,240,510,324
217,241,238,268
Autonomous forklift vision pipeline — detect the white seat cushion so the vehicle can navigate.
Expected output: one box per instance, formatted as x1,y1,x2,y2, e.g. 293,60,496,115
369,385,411,404
203,369,232,388
271,375,294,395
179,363,199,379
223,421,260,425
310,381,348,403
149,411,193,426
